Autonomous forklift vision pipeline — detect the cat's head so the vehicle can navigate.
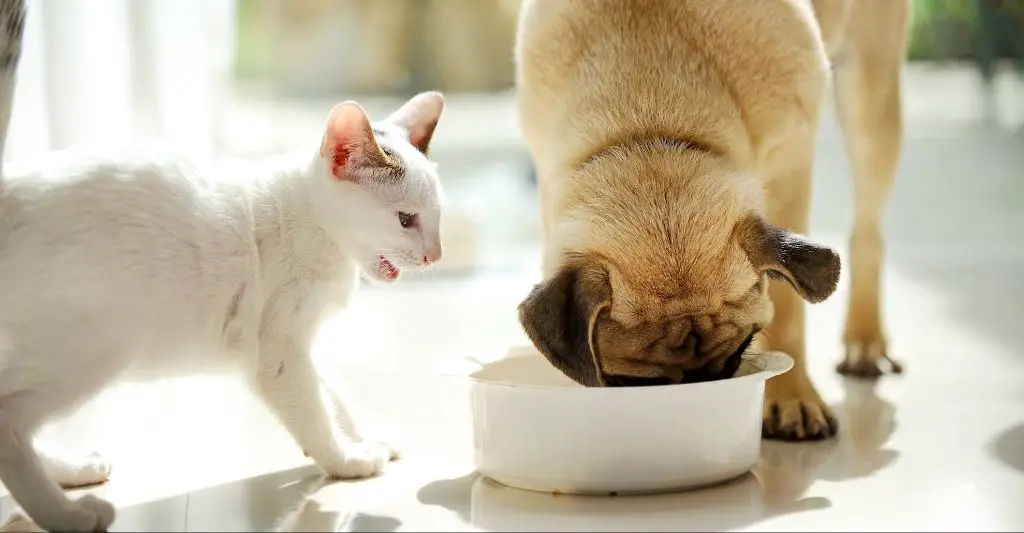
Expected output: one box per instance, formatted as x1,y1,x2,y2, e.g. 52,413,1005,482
311,92,446,284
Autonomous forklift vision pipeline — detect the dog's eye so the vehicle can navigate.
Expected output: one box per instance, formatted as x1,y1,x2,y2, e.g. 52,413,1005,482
398,211,418,228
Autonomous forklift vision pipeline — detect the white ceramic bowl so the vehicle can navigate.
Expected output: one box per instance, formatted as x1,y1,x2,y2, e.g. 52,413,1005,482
442,346,793,495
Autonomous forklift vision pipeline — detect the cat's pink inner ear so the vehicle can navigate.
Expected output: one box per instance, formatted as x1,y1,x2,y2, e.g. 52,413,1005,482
387,91,445,155
321,102,378,180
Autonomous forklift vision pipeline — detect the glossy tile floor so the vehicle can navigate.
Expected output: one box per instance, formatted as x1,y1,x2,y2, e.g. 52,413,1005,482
2,65,1024,531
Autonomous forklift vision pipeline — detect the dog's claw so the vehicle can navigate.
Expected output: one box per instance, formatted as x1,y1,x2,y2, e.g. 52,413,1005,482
762,393,838,441
838,341,903,379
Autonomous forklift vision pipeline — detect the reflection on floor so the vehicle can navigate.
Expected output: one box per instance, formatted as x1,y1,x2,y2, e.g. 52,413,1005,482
2,65,1024,531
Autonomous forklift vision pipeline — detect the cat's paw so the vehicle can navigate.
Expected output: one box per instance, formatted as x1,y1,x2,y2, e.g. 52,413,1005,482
321,442,391,479
46,451,113,489
304,437,400,462
33,494,115,533
77,495,116,532
362,435,402,461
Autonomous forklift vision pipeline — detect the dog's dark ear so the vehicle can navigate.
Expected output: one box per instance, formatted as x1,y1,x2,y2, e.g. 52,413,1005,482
518,262,611,387
739,217,841,304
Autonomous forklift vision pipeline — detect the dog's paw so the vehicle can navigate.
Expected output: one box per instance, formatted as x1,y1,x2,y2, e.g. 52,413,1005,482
838,337,903,379
763,379,838,441
321,442,390,480
45,451,113,489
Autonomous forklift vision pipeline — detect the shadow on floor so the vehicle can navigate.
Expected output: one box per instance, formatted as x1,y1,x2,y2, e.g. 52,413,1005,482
989,422,1024,477
418,470,820,532
1,465,403,533
755,376,899,512
180,464,403,532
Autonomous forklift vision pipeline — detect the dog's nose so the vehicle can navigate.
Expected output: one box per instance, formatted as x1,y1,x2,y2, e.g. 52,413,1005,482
672,331,701,357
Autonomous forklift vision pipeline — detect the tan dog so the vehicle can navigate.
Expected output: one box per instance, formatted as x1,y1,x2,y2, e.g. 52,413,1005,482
514,0,910,441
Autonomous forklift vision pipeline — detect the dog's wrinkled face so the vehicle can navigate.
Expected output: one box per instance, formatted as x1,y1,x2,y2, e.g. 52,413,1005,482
518,146,841,387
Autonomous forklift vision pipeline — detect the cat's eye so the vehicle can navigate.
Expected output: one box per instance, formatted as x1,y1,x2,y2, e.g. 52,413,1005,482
398,211,417,228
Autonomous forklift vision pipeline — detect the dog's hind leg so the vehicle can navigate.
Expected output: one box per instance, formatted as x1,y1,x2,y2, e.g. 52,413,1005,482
833,0,910,379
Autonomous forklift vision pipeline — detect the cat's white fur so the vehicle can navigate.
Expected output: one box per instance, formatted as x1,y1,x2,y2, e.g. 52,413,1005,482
0,2,446,530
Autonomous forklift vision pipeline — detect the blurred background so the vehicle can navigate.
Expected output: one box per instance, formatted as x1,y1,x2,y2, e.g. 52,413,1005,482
3,3,1023,529
5,0,1024,279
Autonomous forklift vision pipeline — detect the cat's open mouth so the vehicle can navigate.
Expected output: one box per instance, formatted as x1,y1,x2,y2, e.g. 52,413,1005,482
376,255,401,282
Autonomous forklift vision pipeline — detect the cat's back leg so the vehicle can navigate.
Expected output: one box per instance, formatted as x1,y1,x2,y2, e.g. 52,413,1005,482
0,334,129,531
0,396,115,532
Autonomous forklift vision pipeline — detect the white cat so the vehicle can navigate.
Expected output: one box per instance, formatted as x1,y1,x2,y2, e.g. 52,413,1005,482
0,1,446,531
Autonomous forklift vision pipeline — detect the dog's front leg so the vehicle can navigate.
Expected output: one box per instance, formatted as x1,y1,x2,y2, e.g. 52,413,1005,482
759,133,840,441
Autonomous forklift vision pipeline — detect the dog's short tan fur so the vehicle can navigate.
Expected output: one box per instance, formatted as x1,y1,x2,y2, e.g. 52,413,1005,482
514,0,910,440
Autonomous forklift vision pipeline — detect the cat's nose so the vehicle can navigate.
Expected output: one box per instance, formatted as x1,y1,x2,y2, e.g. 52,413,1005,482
423,245,442,265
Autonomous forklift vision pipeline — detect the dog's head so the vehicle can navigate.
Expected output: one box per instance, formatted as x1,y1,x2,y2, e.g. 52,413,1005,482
518,143,840,387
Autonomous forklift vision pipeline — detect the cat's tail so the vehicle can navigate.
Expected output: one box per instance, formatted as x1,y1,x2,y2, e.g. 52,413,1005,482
0,0,25,180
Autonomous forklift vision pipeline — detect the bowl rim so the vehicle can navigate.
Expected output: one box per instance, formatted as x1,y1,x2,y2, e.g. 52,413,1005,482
445,349,793,392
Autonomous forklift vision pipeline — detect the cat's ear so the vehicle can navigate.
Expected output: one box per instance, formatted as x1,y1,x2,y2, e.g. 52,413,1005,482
387,91,445,155
320,101,389,181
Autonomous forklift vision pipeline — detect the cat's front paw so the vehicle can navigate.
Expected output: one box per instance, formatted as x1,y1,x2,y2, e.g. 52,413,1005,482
304,437,401,461
28,494,115,533
321,441,391,479
362,434,402,461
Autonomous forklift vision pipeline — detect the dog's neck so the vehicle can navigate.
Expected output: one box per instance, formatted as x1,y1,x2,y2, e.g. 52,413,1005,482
574,133,722,170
